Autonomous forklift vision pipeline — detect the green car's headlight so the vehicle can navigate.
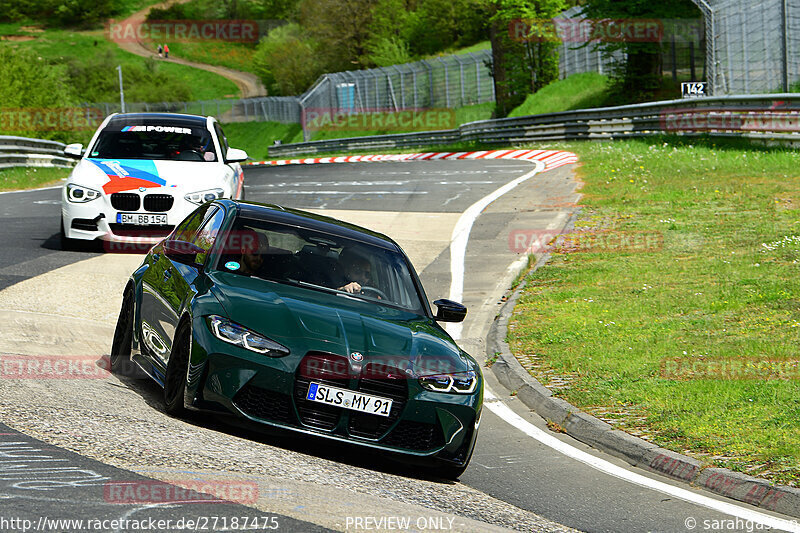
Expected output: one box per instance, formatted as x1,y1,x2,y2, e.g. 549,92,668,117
208,315,289,357
67,183,101,203
419,370,478,394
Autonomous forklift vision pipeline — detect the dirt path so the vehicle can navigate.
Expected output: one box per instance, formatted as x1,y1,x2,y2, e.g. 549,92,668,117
114,0,266,98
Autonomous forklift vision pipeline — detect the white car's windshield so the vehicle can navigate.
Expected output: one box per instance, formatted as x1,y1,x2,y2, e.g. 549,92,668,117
89,124,217,162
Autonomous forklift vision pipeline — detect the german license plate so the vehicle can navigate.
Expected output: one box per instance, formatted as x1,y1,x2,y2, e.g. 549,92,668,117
306,382,393,417
116,213,168,225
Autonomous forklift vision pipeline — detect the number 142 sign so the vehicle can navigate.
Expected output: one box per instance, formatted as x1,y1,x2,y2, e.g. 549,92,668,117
682,82,708,98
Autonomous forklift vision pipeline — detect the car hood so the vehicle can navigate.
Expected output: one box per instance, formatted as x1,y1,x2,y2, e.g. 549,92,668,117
68,158,229,195
209,272,473,376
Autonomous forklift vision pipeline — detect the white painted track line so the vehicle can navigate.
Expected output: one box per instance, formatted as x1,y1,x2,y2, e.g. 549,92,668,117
445,160,545,339
483,389,800,532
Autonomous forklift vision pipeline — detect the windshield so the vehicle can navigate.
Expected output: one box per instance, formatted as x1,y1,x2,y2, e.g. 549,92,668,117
216,217,426,314
89,123,217,162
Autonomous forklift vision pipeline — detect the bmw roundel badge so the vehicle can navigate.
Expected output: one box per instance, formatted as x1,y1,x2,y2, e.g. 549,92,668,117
350,352,364,362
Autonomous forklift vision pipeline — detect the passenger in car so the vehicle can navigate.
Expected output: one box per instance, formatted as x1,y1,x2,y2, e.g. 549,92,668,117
238,232,270,276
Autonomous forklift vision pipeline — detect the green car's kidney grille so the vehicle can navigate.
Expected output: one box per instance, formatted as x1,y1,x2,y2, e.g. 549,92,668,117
348,365,408,439
294,352,351,431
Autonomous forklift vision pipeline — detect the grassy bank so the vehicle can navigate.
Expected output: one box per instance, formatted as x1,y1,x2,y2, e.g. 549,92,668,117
509,137,800,486
0,167,68,191
509,73,610,117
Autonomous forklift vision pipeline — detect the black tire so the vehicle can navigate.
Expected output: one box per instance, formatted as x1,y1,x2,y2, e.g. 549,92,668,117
164,323,191,416
109,289,134,373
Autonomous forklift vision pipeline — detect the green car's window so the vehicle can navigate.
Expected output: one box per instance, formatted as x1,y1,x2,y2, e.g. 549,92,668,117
217,217,425,314
193,207,226,266
172,204,214,243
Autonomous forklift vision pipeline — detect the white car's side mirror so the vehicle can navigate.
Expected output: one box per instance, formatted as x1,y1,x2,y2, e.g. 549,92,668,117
64,143,84,159
225,148,248,163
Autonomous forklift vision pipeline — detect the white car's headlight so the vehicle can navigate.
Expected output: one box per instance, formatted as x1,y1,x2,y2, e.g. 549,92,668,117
419,370,478,394
66,184,101,203
185,188,224,205
209,315,289,357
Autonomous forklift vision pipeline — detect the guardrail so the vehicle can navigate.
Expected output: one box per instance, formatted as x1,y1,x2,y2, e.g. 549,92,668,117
0,136,75,170
268,94,800,157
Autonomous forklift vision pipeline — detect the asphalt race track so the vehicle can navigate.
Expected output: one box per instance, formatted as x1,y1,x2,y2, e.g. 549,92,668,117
0,160,795,532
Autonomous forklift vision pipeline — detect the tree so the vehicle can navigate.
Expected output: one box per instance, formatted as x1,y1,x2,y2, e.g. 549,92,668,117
488,0,566,117
299,0,378,71
253,23,324,95
580,0,700,102
404,0,488,56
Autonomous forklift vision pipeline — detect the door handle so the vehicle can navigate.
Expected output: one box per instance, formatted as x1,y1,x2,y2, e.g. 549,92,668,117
163,269,172,282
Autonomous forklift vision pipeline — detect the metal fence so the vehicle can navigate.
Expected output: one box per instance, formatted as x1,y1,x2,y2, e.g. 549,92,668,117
82,50,495,130
693,0,800,95
299,50,494,114
83,96,302,125
557,6,705,86
556,6,619,79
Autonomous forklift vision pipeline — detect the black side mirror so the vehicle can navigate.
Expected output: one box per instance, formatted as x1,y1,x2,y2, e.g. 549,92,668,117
433,299,467,323
163,240,205,266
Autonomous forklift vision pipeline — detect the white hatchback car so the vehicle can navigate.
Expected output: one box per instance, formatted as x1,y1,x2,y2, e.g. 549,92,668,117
61,112,247,249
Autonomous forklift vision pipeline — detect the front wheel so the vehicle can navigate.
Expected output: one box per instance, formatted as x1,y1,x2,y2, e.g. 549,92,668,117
164,324,191,416
109,288,134,373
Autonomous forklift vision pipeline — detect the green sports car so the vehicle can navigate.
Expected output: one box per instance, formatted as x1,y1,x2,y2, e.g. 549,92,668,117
111,200,483,478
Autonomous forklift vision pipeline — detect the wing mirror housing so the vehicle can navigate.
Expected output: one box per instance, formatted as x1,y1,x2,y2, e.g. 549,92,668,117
64,143,84,159
225,147,249,163
433,299,467,323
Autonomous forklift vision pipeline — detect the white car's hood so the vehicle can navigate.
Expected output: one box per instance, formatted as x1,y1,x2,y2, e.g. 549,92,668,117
70,158,230,195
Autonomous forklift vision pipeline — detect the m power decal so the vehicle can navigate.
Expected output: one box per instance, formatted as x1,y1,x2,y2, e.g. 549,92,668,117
90,159,167,194
121,125,192,134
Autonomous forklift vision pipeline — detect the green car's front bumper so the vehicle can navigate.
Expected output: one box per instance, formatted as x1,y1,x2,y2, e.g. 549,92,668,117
184,319,482,468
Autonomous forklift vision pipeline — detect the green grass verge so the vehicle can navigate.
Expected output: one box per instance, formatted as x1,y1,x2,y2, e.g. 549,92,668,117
508,136,800,486
508,73,611,117
0,166,68,191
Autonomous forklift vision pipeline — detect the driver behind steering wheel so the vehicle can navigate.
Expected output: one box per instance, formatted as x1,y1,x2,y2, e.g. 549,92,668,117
337,248,375,295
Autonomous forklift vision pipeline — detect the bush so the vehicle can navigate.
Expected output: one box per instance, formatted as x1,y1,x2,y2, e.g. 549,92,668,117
0,0,121,26
253,23,324,96
65,51,192,103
